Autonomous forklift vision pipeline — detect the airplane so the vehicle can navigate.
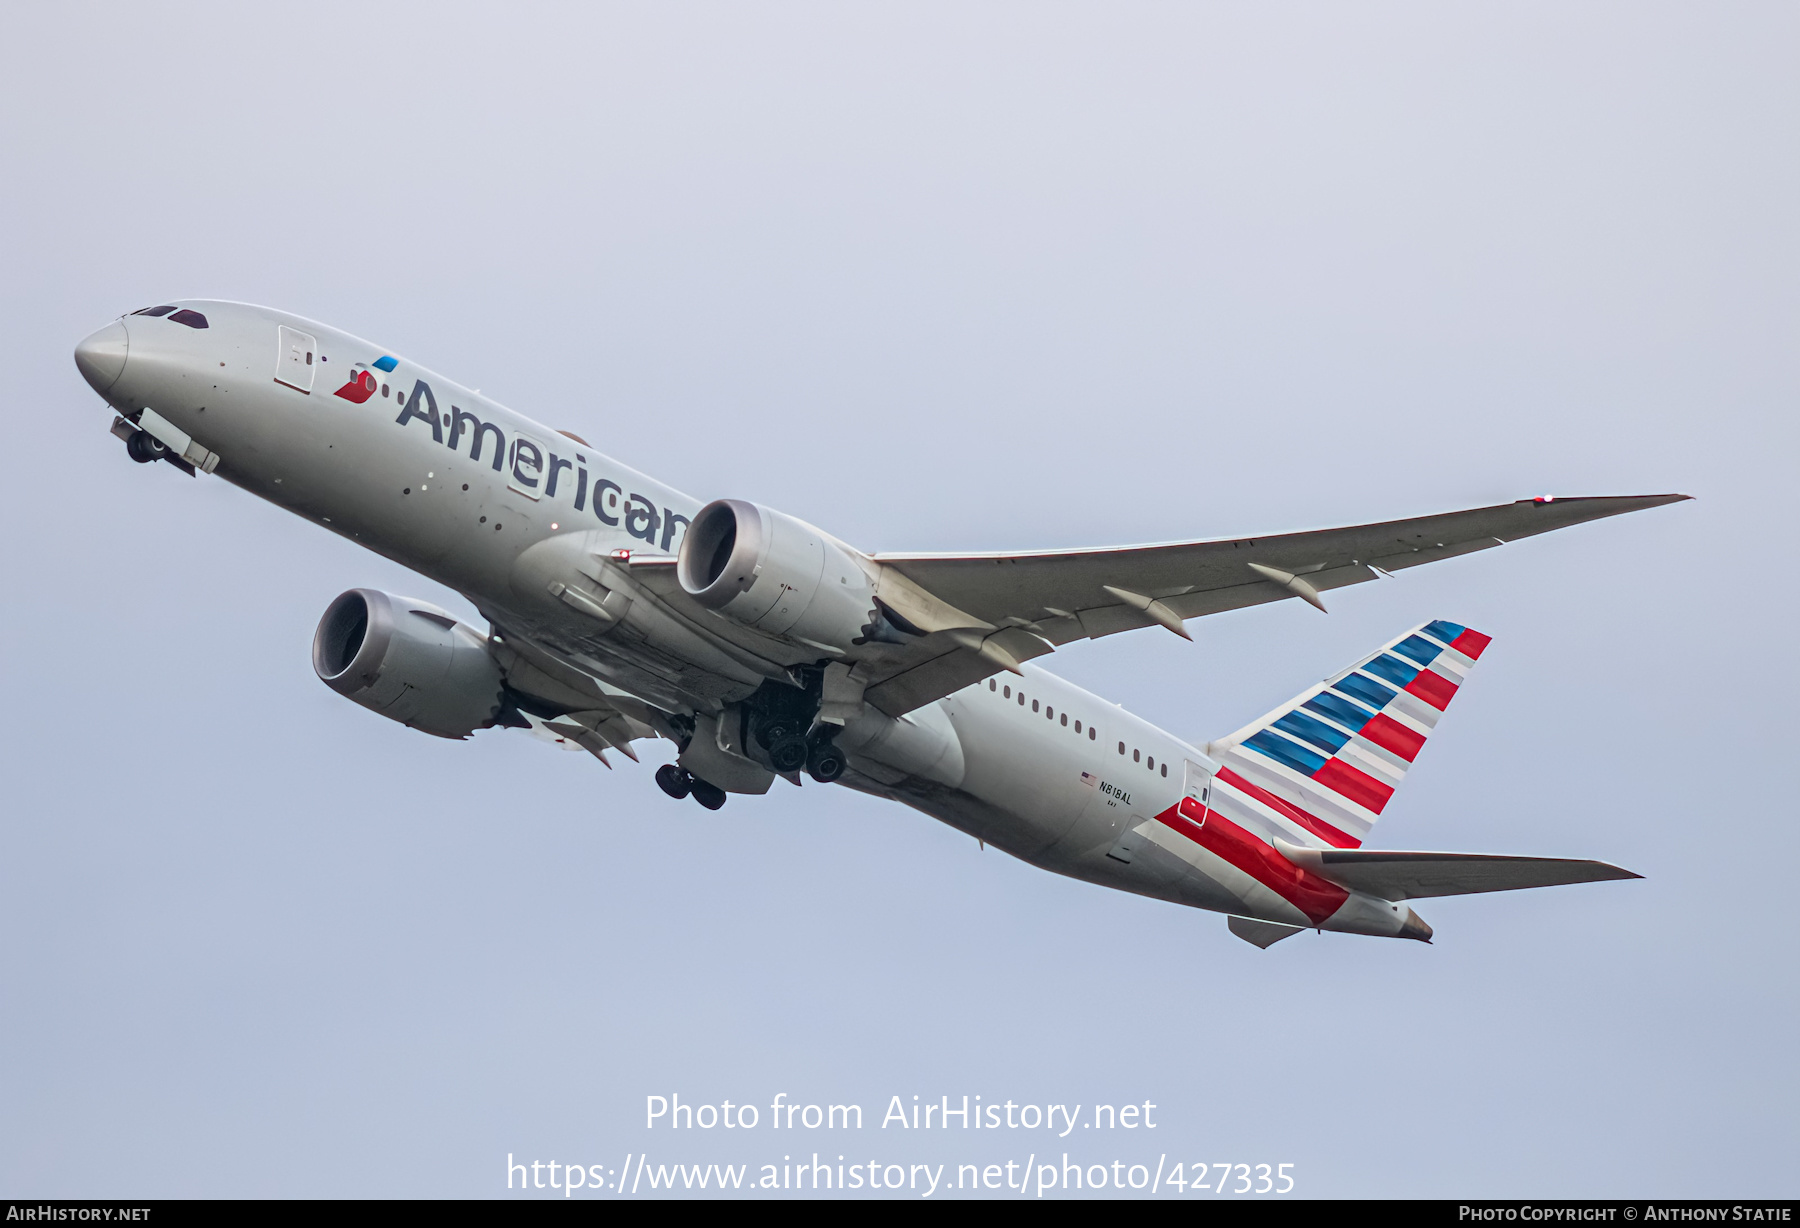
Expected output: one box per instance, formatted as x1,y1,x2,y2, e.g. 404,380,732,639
72,300,1686,947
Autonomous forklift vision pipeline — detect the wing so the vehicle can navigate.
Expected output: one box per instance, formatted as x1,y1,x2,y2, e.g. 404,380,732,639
858,494,1687,716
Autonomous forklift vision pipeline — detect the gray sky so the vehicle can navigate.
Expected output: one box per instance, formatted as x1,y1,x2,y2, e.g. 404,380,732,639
2,1,1794,1198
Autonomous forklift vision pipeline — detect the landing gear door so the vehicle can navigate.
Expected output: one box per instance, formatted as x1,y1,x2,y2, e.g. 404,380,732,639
1180,759,1213,826
275,325,317,393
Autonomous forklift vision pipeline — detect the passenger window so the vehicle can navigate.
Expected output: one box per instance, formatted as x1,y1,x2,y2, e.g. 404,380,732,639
1089,728,1096,741
382,383,390,397
989,680,996,691
1147,756,1154,770
133,306,176,316
1018,693,1025,706
1060,714,1068,727
1161,763,1168,777
1118,742,1125,754
1074,720,1082,733
1031,700,1039,713
168,309,209,329
1003,686,1011,699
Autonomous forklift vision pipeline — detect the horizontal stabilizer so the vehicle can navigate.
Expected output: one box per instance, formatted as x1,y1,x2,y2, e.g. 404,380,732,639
1275,839,1641,901
1228,916,1305,948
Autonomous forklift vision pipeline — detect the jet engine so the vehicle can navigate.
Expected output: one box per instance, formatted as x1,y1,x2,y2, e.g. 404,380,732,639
677,499,881,651
312,588,505,739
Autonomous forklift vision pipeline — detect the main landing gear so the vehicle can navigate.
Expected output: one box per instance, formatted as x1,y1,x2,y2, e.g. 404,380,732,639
656,764,725,811
752,719,845,783
805,740,846,784
739,671,846,785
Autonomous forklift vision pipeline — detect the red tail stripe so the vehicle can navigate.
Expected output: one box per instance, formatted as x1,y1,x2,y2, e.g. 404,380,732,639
1450,629,1492,659
1358,712,1425,762
1404,668,1458,711
1312,758,1395,814
1215,766,1361,848
1157,805,1348,926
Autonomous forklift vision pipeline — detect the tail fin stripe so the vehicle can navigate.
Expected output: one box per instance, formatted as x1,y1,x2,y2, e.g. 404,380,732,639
1304,691,1378,732
1244,729,1328,776
1245,728,1400,810
1336,740,1407,783
1448,628,1492,659
1385,689,1444,729
1214,767,1363,847
1359,712,1426,762
1273,709,1352,754
1314,758,1396,813
1364,653,1424,689
1392,634,1446,667
1416,641,1478,677
1423,619,1469,645
1226,754,1380,833
1404,668,1459,711
1336,673,1399,711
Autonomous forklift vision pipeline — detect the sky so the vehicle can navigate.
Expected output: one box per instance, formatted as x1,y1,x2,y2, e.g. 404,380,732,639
1,1,1795,1200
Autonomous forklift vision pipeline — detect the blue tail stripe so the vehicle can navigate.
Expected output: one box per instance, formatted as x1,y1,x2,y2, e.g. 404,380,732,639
1274,709,1351,754
1391,634,1444,668
1423,619,1467,646
1336,673,1398,711
1305,691,1376,732
1363,653,1422,688
1245,730,1329,776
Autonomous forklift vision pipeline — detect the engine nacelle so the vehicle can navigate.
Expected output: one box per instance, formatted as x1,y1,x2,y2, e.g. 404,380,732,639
312,588,505,739
677,499,878,650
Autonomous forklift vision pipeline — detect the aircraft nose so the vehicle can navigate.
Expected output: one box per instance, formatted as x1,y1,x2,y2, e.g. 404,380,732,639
74,320,129,396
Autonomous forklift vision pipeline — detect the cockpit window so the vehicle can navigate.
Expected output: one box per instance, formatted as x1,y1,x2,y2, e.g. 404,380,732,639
133,305,177,317
168,309,209,329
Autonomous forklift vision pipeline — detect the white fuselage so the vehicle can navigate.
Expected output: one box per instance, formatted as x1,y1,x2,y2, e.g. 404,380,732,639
79,300,1418,937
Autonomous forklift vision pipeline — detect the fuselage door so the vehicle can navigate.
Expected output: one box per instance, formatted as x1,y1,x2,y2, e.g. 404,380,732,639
507,432,546,500
274,325,317,393
1180,759,1213,826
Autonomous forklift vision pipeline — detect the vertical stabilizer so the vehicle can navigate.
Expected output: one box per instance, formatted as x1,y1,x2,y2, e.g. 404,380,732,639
1208,620,1490,848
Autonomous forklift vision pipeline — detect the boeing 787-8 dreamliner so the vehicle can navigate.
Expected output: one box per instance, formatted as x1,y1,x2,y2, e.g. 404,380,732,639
74,301,1685,947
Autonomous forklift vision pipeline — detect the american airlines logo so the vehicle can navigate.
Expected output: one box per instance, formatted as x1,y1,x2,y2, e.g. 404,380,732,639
391,378,690,552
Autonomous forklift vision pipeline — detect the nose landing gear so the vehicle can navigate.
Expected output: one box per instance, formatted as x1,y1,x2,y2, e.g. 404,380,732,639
655,763,727,811
125,429,167,464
